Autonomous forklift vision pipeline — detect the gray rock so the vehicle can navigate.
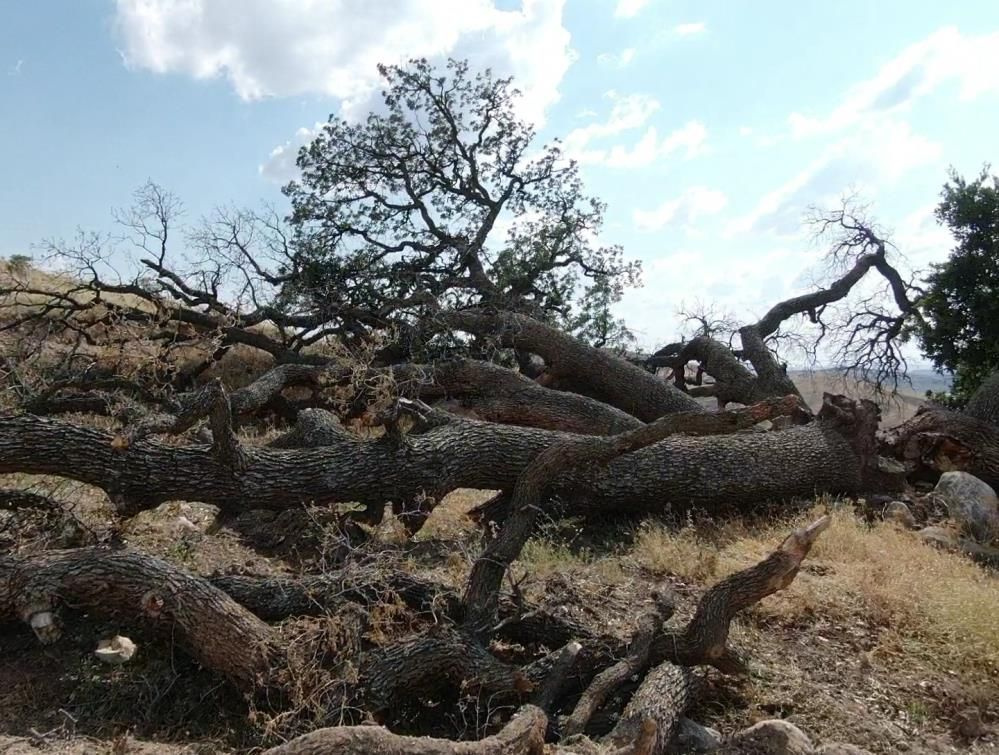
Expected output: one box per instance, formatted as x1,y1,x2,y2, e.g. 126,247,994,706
932,471,999,543
672,717,722,752
883,501,916,529
917,525,958,550
726,719,814,754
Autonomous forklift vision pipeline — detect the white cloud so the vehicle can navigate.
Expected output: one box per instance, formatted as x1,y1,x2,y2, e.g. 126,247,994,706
114,0,574,126
562,93,707,168
673,22,706,36
602,121,708,167
614,0,649,19
788,26,999,138
7,59,23,76
597,47,636,68
633,187,728,231
259,122,326,184
729,119,941,237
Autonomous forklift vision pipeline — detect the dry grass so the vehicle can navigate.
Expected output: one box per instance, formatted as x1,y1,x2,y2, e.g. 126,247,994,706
632,519,719,582
627,504,999,750
632,506,998,683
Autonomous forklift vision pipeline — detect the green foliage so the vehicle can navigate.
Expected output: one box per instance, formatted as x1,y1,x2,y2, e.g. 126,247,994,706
282,57,640,350
914,166,999,405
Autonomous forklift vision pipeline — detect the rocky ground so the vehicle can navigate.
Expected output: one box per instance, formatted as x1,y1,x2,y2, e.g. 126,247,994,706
1,468,998,754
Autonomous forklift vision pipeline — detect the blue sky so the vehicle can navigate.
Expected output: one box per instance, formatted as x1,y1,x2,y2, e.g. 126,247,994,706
3,0,998,354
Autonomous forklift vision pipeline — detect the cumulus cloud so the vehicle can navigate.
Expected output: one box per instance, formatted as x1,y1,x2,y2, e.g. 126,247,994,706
259,122,326,184
633,187,727,231
788,26,999,138
114,0,574,126
614,0,649,19
601,121,707,167
563,93,707,168
673,23,706,36
729,120,942,237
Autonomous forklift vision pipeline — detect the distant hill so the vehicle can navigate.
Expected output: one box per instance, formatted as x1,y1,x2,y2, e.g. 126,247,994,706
789,367,951,426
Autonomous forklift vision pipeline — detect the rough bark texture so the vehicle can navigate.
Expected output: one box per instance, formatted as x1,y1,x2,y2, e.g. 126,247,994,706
603,663,697,755
0,395,877,520
461,401,783,635
965,371,999,427
444,309,705,418
0,548,284,692
648,516,831,673
208,570,462,622
262,704,546,755
562,612,660,738
392,358,644,434
359,625,530,714
880,406,999,489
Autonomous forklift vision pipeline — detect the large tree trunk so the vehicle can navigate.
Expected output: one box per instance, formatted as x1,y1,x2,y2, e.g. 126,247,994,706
965,370,999,427
444,309,705,418
880,405,999,489
0,395,880,522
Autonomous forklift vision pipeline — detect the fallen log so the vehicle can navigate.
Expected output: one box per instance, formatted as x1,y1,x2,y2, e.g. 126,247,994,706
880,405,999,489
0,548,285,693
443,308,705,419
262,704,546,755
0,515,832,752
0,394,867,521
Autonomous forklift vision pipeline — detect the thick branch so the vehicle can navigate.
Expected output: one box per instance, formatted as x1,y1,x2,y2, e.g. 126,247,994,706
443,309,704,419
0,547,285,693
461,397,804,634
263,704,546,755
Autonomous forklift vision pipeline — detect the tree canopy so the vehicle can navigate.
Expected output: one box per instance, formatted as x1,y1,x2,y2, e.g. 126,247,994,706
282,57,640,354
915,165,999,404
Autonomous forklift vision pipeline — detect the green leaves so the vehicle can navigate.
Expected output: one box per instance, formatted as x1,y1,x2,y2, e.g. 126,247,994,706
916,165,999,405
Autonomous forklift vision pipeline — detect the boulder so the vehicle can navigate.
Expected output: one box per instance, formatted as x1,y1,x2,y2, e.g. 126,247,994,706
725,719,813,754
932,471,999,542
672,717,722,752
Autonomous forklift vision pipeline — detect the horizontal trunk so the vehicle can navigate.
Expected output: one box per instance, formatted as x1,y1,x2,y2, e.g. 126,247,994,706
444,309,705,419
880,406,999,489
0,396,878,519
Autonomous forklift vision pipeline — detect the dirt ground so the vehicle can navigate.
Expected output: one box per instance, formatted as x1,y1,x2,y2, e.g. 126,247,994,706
1,484,997,754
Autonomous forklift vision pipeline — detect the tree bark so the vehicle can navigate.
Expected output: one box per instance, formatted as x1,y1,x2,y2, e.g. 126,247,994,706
0,548,285,693
602,663,697,755
880,405,999,489
391,358,644,434
0,395,880,520
262,704,546,755
444,309,705,419
965,371,999,427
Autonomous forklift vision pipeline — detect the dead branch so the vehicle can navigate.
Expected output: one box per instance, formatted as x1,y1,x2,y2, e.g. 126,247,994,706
562,612,659,738
443,309,705,419
262,704,546,755
461,397,806,635
0,547,285,693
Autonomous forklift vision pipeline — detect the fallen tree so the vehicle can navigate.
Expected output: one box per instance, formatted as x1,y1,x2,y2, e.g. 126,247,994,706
0,513,832,753
0,394,884,525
